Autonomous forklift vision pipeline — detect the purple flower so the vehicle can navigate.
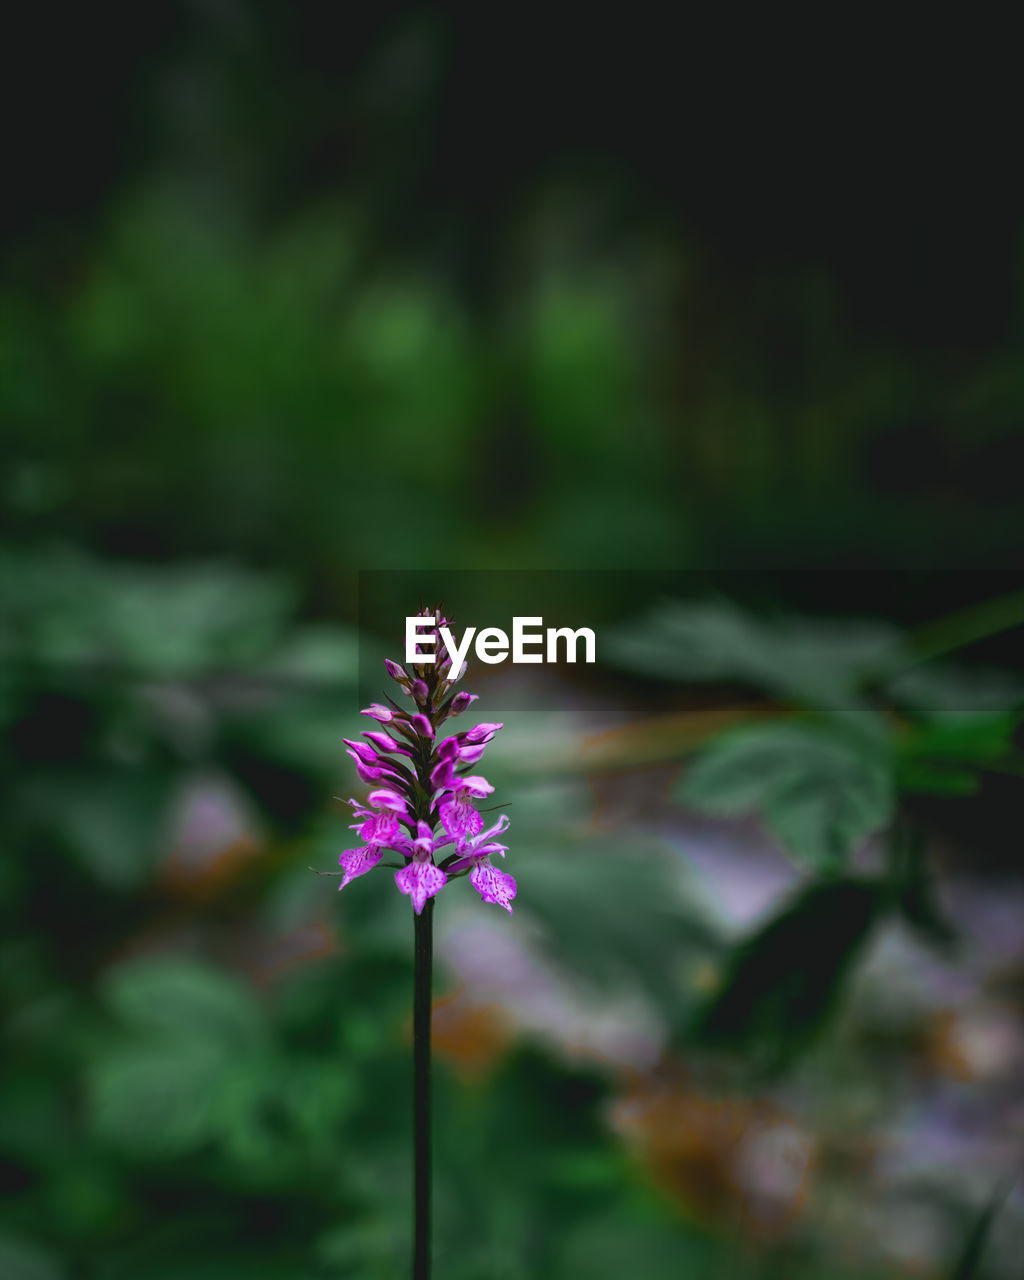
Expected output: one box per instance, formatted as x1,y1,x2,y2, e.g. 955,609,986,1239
338,845,384,889
395,852,448,914
439,775,494,848
469,860,517,912
445,815,516,912
332,609,512,915
366,788,408,812
347,787,409,845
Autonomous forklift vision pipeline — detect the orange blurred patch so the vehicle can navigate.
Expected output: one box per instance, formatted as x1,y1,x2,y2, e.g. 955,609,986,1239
159,833,265,900
610,1059,815,1238
430,987,515,1080
925,1005,1023,1082
578,704,776,773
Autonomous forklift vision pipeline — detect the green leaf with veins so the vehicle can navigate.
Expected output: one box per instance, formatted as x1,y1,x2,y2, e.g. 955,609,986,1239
679,722,894,871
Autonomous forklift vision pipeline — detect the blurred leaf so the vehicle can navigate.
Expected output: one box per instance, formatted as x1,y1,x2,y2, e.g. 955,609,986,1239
895,711,1019,795
90,957,264,1157
678,722,894,871
552,1216,719,1280
0,1234,64,1280
948,1179,1012,1280
30,767,176,888
216,1055,355,1174
253,624,359,684
517,833,717,1010
314,1219,403,1277
887,662,1024,719
91,564,295,675
0,549,294,674
766,768,892,871
690,879,885,1068
89,1041,228,1156
90,957,361,1171
899,713,1018,765
606,599,901,712
102,956,264,1049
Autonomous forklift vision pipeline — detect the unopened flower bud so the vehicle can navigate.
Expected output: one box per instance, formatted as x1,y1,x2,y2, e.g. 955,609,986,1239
430,759,455,789
410,713,434,739
464,722,503,744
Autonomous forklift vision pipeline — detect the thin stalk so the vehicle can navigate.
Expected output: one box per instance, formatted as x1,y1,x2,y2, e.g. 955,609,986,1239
873,587,1024,682
412,896,434,1280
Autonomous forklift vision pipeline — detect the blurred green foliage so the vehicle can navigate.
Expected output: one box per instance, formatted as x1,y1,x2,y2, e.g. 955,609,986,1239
610,594,1024,1089
6,551,1002,1276
611,595,1024,869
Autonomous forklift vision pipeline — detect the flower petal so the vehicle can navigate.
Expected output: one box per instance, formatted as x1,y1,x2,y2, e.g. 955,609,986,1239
367,788,409,813
395,859,447,914
459,775,494,799
439,792,484,848
477,813,509,843
338,845,383,889
469,860,517,912
464,722,504,744
359,811,400,845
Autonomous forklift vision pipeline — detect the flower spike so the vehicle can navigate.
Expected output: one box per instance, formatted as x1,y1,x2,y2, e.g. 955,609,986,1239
333,607,512,914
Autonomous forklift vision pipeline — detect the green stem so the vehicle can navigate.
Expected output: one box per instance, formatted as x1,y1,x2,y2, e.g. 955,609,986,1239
412,897,433,1280
885,588,1024,677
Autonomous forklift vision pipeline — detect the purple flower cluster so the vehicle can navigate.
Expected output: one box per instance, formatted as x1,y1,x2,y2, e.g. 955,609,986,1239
338,608,516,914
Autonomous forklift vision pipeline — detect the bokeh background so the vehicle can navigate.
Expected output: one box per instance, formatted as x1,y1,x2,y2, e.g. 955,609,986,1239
3,6,1024,1277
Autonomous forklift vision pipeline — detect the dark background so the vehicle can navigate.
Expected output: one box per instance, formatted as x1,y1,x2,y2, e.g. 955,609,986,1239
5,6,1024,582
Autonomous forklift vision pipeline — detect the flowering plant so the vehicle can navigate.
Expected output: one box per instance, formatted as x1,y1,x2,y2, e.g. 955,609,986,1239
328,606,514,1279
338,606,515,915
